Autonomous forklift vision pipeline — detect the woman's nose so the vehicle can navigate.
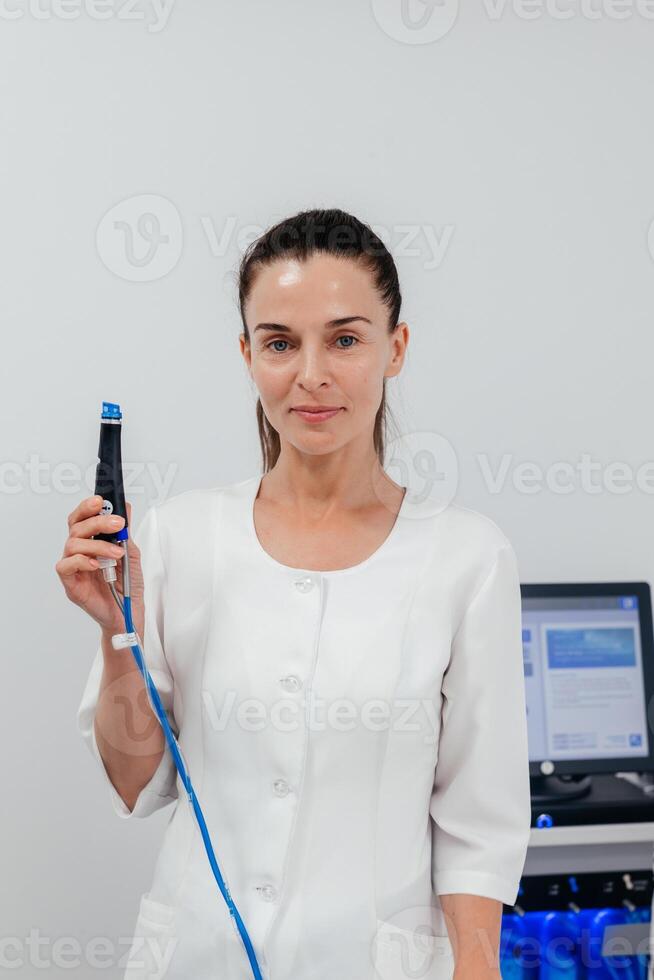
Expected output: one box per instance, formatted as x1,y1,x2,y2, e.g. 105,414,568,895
295,347,331,386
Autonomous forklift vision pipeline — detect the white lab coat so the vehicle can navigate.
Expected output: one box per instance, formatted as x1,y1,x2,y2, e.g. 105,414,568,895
77,473,531,980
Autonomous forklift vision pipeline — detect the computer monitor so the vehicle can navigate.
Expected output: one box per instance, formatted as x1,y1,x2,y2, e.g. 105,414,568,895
521,582,654,794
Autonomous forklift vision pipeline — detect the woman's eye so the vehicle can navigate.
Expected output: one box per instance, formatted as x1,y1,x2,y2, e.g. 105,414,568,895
336,335,358,349
267,339,289,353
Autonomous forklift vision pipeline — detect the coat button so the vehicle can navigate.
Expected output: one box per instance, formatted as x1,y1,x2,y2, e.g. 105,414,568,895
272,779,290,797
293,575,315,593
279,675,302,693
257,885,277,902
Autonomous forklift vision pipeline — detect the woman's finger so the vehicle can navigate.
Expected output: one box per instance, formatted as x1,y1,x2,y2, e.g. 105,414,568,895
67,495,103,530
55,554,100,579
63,538,124,560
69,512,126,539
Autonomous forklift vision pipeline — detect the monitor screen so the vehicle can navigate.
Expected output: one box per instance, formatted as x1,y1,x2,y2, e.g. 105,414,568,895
521,585,654,773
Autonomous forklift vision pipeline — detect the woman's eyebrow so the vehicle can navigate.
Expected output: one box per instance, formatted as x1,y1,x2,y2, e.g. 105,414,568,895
254,316,372,334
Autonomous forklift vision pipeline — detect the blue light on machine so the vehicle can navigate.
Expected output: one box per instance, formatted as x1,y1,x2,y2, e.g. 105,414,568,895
536,813,553,829
619,596,638,610
568,875,579,893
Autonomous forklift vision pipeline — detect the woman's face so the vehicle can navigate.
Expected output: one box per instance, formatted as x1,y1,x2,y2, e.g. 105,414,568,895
240,253,408,458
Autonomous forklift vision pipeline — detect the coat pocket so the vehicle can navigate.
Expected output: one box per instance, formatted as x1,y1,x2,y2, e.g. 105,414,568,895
373,917,455,980
123,892,179,980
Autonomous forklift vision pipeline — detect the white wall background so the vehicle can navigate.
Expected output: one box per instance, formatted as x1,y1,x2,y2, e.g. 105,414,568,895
3,0,654,975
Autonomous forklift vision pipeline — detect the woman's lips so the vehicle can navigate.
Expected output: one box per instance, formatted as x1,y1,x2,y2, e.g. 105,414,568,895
291,408,343,423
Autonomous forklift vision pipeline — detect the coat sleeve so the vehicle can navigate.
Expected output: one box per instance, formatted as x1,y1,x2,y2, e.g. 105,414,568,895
76,503,180,819
429,541,531,906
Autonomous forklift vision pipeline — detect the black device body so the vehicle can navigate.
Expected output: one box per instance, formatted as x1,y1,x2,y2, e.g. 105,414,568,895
93,416,128,543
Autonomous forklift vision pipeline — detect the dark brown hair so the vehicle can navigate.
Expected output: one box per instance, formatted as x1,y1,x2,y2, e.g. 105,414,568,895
238,208,402,473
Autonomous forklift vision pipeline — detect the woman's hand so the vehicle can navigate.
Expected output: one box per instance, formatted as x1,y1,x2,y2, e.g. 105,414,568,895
55,495,145,637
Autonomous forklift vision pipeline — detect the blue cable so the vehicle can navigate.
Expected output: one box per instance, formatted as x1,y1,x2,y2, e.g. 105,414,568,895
120,589,266,980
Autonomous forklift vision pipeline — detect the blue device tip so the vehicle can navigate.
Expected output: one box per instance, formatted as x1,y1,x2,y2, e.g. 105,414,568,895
102,401,122,420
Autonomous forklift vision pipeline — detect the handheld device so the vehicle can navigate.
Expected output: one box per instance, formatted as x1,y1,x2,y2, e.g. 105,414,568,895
93,401,128,548
92,401,265,980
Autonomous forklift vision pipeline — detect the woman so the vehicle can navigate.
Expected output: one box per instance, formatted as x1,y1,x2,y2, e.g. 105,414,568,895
58,208,531,980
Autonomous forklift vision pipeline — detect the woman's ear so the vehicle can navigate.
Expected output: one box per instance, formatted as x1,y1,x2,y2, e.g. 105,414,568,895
239,333,252,374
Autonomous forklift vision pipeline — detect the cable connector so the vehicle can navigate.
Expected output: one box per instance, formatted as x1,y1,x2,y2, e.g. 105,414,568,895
96,557,118,583
111,631,138,650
